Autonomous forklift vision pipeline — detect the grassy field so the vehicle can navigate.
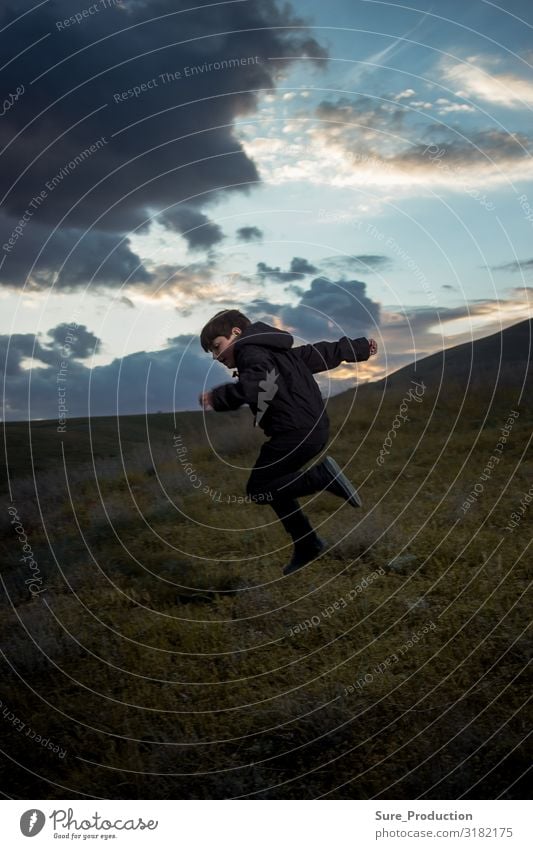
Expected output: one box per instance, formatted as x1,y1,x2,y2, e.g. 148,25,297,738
0,368,531,799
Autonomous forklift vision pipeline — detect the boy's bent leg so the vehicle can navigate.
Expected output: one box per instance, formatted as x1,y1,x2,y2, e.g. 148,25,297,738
271,496,317,545
246,431,328,504
314,456,363,508
246,432,330,572
271,496,327,576
262,451,363,509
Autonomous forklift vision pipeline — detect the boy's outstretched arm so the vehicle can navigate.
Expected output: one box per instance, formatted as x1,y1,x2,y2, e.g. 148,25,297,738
294,335,377,374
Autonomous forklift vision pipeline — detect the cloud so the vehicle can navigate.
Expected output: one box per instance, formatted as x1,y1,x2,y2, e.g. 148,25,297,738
246,286,532,388
394,89,416,101
236,226,263,242
1,322,101,379
0,0,327,292
43,323,102,360
257,262,293,281
315,95,406,144
378,288,533,358
0,216,152,292
244,87,533,192
288,256,318,275
0,333,44,377
321,255,391,273
398,129,530,170
441,57,533,108
137,253,256,307
248,275,381,340
256,256,319,281
157,206,225,251
1,328,226,421
434,97,476,115
490,258,533,273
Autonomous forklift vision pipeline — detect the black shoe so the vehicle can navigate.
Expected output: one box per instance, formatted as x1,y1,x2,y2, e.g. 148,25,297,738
320,456,362,508
282,536,327,576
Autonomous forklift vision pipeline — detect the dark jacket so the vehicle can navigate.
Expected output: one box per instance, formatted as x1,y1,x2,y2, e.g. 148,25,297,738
210,321,371,438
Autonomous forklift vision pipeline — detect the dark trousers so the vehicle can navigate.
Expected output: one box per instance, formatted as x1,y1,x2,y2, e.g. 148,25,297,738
246,428,329,547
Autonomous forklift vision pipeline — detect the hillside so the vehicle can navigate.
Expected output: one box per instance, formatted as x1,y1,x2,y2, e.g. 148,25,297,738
0,319,531,799
367,318,532,395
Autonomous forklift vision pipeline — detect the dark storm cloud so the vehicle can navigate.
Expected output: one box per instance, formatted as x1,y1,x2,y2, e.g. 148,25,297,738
158,206,224,251
257,262,288,281
44,323,102,360
247,276,381,340
291,257,318,274
0,333,43,377
0,0,327,292
236,226,263,242
281,276,381,340
0,214,151,291
244,298,282,319
1,328,226,421
257,256,318,281
1,322,100,380
284,284,305,297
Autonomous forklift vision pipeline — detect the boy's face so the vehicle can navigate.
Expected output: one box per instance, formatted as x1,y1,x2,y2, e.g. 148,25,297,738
209,327,241,369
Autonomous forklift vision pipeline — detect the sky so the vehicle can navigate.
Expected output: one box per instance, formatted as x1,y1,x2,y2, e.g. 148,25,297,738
1,0,532,421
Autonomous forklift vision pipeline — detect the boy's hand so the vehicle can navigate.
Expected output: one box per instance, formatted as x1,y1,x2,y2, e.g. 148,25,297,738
368,338,378,356
198,390,214,409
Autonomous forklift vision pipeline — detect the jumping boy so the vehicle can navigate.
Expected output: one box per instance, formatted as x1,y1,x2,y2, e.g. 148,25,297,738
199,309,378,575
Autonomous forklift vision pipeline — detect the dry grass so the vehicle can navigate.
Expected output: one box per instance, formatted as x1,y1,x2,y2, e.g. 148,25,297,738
0,384,530,799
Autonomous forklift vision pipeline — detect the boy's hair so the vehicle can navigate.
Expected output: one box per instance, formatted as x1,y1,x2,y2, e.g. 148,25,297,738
200,309,251,352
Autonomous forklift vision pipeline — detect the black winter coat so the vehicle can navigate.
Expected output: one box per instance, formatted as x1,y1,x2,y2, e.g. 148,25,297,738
210,321,371,438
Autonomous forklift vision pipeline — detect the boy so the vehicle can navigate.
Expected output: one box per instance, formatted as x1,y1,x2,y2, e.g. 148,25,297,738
199,309,378,575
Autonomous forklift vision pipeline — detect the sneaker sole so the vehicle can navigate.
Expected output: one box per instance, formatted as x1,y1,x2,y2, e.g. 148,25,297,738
323,456,363,508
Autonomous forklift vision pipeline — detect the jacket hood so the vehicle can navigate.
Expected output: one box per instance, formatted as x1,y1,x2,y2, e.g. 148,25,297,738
234,321,293,350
